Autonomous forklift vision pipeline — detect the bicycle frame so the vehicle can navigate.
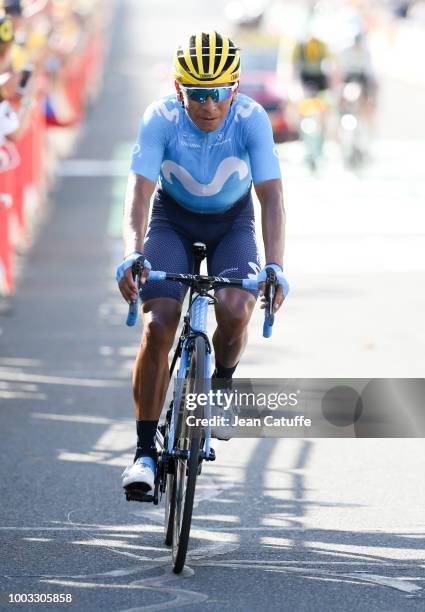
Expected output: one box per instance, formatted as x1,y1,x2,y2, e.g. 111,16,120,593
166,294,213,461
165,243,213,464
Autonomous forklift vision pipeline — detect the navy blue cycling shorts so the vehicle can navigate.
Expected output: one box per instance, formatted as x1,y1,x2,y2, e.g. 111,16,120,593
141,188,261,303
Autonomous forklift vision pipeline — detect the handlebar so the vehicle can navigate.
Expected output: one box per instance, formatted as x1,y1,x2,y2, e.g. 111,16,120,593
126,265,281,338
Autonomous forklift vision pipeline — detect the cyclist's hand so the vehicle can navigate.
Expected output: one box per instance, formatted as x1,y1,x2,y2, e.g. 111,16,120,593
260,283,285,313
116,253,151,304
258,264,289,313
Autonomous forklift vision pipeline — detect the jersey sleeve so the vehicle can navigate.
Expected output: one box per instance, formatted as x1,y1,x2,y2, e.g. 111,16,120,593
245,106,282,184
130,102,168,182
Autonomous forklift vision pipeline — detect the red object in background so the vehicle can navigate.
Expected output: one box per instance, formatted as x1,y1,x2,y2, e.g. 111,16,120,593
237,45,297,143
0,193,14,293
32,97,46,192
0,29,105,295
239,69,291,143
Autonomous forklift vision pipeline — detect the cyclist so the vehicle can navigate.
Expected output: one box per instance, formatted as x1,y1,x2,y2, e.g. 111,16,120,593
117,32,288,496
292,33,332,95
339,31,377,107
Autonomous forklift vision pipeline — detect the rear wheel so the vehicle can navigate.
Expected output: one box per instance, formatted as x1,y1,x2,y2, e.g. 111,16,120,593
171,335,206,574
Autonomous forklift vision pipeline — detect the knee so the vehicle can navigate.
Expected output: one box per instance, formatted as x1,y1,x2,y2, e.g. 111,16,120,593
142,303,180,353
216,294,255,335
143,319,175,353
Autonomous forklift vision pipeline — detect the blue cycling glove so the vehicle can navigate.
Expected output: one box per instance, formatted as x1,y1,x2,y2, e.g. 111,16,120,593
257,263,290,298
116,252,151,283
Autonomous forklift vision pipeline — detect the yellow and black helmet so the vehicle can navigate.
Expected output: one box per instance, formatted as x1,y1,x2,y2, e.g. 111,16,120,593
174,31,240,86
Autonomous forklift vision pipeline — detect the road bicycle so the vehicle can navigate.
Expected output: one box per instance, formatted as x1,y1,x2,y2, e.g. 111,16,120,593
124,242,281,573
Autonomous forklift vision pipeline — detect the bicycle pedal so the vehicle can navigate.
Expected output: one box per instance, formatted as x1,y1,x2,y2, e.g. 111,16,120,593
124,485,154,503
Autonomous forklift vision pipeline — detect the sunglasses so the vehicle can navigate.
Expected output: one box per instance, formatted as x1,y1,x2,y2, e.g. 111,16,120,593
180,84,237,104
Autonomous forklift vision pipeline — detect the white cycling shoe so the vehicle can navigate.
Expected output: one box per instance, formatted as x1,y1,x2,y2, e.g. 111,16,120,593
210,404,237,441
122,456,156,494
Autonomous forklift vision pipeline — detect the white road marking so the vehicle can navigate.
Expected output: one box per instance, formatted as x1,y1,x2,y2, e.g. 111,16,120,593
22,537,53,542
0,524,162,532
0,370,124,388
344,573,422,594
193,514,239,523
191,558,423,593
0,526,100,531
56,159,129,177
94,422,134,452
0,357,43,367
186,542,239,560
0,391,47,400
32,413,116,425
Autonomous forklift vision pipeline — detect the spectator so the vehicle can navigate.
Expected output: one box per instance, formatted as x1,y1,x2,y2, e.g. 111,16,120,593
0,15,34,138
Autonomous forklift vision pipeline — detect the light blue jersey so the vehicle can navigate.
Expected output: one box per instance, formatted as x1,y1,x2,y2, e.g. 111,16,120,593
130,93,281,214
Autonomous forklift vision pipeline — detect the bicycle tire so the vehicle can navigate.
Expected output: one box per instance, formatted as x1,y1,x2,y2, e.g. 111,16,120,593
172,335,206,574
164,378,188,545
164,421,175,545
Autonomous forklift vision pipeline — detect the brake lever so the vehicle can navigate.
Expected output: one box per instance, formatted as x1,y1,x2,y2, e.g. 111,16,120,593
263,267,277,338
126,259,143,327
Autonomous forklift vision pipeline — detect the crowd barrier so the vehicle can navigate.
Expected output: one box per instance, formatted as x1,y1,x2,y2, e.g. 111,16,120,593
0,27,106,296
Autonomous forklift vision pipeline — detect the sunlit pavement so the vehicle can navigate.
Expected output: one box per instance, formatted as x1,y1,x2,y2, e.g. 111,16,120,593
1,1,425,611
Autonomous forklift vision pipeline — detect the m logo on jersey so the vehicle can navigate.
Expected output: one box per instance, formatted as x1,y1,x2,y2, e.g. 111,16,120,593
154,101,180,124
161,157,249,197
234,101,262,122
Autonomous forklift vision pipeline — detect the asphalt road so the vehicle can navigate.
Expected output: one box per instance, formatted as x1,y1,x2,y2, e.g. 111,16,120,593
1,0,424,611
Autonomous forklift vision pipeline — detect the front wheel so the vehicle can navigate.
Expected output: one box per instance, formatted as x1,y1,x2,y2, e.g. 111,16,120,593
164,428,176,546
171,335,206,574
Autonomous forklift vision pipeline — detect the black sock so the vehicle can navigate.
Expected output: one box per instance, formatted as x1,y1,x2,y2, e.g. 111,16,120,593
135,419,158,462
213,361,239,380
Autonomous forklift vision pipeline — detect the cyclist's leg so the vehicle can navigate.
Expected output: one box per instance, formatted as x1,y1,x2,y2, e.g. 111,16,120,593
123,296,181,494
208,199,259,371
131,206,192,462
135,241,191,418
134,298,181,422
206,212,258,439
213,289,256,369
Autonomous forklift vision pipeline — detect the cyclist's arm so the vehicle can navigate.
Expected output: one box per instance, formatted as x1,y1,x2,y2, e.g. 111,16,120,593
254,178,285,269
123,172,156,255
244,104,285,267
119,100,169,300
125,98,169,253
255,178,286,312
244,106,286,309
119,173,156,303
